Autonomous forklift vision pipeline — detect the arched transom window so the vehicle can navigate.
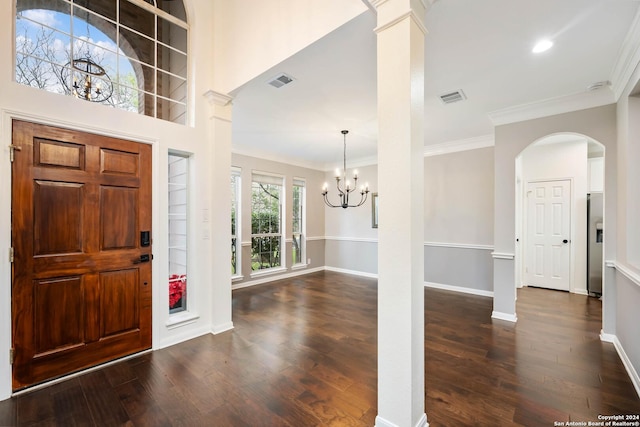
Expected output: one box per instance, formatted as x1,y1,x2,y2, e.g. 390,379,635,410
15,0,188,124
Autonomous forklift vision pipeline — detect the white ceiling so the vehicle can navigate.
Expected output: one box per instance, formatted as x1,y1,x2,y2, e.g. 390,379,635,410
230,0,639,171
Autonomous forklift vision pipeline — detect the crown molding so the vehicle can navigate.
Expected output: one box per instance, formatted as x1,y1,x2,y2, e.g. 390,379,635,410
488,88,615,127
423,134,494,157
611,8,640,100
203,90,233,107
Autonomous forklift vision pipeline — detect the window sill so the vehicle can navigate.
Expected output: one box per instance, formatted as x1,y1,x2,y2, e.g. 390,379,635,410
231,274,244,282
165,311,200,330
291,263,308,271
250,266,287,278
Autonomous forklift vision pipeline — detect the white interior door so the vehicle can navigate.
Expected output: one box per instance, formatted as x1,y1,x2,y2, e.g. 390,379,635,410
524,180,571,291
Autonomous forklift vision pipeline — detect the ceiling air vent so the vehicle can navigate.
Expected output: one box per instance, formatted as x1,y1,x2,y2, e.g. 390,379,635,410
439,89,466,104
586,80,610,91
268,73,295,88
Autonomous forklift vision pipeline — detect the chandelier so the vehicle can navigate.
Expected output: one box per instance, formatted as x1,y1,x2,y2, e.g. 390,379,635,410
322,130,370,209
61,57,114,103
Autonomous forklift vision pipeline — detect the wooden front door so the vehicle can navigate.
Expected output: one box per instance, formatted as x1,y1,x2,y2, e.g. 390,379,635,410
11,120,152,390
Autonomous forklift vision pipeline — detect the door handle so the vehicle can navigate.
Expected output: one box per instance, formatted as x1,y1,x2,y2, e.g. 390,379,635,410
133,254,151,264
563,239,569,244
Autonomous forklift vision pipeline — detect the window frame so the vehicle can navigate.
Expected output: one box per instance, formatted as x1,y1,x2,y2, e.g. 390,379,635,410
250,171,285,275
292,177,306,267
14,0,189,124
168,152,189,315
231,167,242,280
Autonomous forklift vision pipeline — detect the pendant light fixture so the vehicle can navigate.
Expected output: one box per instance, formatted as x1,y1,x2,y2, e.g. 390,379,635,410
322,130,369,209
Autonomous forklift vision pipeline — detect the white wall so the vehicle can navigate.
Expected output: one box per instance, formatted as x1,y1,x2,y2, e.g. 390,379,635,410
520,138,589,295
424,147,494,246
324,163,379,239
0,0,229,400
212,0,368,94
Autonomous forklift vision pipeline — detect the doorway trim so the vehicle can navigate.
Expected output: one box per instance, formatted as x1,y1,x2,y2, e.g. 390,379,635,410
514,132,605,299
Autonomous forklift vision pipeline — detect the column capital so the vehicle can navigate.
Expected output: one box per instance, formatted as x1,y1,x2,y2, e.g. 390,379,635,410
204,89,233,107
372,0,434,36
203,89,233,121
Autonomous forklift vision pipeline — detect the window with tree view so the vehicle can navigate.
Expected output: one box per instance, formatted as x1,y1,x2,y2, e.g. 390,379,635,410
251,173,283,271
292,178,305,265
15,0,188,124
231,168,241,276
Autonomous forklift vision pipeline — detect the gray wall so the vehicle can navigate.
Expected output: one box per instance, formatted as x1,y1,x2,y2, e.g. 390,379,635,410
324,148,495,294
424,245,493,294
423,147,495,293
493,104,617,319
614,69,640,391
231,153,326,287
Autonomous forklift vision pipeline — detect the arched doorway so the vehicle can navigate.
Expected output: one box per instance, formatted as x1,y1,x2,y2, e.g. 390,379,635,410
515,133,605,297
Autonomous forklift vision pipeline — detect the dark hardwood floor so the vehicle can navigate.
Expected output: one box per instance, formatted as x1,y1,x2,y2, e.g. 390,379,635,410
0,271,638,426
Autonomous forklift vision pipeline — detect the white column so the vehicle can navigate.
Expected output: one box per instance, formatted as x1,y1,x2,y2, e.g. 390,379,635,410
204,90,234,334
373,0,428,426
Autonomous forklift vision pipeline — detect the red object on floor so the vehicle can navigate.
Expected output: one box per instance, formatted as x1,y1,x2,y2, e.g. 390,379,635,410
169,274,187,308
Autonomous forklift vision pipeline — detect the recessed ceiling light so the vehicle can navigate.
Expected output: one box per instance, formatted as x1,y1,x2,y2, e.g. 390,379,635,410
532,39,553,53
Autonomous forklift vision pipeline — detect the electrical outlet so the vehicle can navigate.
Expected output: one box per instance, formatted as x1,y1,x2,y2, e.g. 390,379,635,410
307,258,311,264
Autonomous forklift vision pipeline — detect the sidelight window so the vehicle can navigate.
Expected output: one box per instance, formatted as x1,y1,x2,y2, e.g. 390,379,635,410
168,153,188,313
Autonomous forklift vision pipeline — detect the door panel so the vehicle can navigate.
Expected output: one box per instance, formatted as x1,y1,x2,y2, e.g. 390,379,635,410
11,120,152,390
33,181,84,255
525,180,571,291
100,269,139,337
34,277,84,354
101,186,138,250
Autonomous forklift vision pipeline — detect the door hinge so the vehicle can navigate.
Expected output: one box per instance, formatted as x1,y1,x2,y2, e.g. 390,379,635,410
8,145,22,163
9,247,14,263
9,348,14,365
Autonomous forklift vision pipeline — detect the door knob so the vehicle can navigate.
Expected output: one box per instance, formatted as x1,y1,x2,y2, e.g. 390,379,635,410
563,239,569,244
134,254,151,264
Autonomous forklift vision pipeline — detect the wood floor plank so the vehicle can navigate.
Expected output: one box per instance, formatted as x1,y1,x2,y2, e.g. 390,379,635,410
2,271,638,426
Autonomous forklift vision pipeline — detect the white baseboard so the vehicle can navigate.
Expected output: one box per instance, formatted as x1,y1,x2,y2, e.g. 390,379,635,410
491,311,518,323
573,288,589,296
424,281,493,298
155,326,212,351
324,266,378,279
600,331,615,343
211,322,234,335
375,414,428,427
232,266,325,290
611,335,640,399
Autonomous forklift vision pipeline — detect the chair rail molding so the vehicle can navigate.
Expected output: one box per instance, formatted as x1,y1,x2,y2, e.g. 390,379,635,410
492,252,515,260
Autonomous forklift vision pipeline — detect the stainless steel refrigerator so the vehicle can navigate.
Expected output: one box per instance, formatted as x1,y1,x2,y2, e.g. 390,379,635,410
587,193,603,296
